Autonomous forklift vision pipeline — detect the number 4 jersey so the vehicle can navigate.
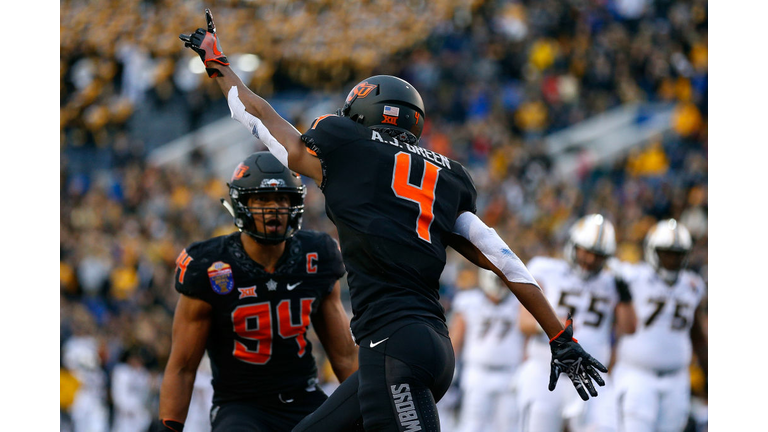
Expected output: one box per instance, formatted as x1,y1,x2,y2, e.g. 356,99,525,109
302,115,477,341
174,231,345,403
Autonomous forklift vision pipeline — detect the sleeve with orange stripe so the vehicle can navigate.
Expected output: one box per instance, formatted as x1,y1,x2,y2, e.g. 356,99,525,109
301,114,359,157
173,242,213,302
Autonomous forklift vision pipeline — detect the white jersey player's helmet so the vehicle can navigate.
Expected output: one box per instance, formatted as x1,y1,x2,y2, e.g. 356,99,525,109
644,218,692,284
478,268,509,302
564,214,616,279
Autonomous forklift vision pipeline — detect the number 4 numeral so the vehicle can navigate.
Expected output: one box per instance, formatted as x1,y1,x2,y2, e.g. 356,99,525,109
175,249,193,284
391,152,442,243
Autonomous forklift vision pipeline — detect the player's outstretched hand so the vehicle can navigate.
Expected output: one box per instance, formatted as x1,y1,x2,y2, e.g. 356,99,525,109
548,314,608,401
179,8,229,77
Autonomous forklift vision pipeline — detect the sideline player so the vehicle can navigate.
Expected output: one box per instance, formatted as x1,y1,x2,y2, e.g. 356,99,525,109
450,268,526,432
154,152,358,431
517,214,637,432
611,219,707,432
180,11,607,431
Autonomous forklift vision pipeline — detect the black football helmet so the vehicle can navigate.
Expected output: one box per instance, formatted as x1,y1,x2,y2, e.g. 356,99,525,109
337,75,425,145
226,152,306,244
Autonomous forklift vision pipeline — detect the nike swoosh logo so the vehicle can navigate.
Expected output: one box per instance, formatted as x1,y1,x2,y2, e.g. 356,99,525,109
287,282,302,291
369,337,389,348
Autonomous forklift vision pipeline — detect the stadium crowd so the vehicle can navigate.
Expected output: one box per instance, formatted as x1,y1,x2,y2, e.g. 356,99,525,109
60,0,707,430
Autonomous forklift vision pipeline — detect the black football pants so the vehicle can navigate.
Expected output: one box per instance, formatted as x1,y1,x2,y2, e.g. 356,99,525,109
293,319,455,431
210,386,327,431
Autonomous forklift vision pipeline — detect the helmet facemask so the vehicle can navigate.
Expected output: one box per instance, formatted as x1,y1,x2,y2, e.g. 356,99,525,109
644,219,692,285
564,214,616,280
653,249,689,285
230,189,304,245
478,269,509,303
226,152,307,245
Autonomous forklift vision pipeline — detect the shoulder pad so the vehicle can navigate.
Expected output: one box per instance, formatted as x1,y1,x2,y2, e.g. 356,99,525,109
302,115,362,156
174,237,227,299
306,114,363,137
308,114,340,131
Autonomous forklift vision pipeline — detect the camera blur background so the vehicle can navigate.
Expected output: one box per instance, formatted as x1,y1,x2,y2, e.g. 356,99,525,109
50,0,751,430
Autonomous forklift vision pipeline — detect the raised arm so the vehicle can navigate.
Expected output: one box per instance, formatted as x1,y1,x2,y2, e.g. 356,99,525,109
445,232,562,338
179,9,322,182
157,294,212,430
447,211,608,401
312,281,359,383
444,213,562,338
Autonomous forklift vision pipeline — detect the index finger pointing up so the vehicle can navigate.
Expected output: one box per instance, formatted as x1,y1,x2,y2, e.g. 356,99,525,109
205,8,216,33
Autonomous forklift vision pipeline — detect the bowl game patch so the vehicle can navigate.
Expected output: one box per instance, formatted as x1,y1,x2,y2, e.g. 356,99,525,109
208,261,234,295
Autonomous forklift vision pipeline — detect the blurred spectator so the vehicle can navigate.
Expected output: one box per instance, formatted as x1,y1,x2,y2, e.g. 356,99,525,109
62,315,110,432
110,347,153,432
61,364,81,432
185,354,214,432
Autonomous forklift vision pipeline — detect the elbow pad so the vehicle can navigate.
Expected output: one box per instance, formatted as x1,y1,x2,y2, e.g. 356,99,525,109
453,212,539,288
227,86,289,168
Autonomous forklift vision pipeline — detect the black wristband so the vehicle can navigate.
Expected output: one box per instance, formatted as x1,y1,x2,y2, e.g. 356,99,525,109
615,277,632,303
152,419,184,432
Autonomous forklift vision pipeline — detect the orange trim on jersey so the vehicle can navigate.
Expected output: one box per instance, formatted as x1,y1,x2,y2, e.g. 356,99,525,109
311,114,336,130
306,147,318,156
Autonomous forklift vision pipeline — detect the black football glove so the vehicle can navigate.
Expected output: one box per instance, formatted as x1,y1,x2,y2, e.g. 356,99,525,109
151,419,184,432
549,314,608,401
179,8,229,77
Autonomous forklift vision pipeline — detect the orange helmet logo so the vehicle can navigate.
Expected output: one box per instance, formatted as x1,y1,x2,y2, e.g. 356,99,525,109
231,163,249,181
346,82,377,103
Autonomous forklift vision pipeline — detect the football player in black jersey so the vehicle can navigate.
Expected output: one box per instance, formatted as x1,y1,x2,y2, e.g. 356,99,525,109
154,152,358,432
181,10,609,431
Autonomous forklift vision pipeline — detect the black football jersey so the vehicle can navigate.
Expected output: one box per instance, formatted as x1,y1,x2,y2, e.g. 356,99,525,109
302,115,477,341
174,230,345,403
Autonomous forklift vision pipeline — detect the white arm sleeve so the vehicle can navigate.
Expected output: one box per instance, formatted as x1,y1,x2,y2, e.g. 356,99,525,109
227,86,290,168
453,212,539,288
